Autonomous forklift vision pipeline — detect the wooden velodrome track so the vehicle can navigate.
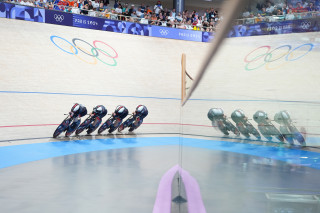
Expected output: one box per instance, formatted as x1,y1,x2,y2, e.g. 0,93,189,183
0,18,209,145
1,18,320,213
1,18,320,146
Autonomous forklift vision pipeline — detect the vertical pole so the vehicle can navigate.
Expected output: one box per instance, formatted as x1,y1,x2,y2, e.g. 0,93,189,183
181,53,186,104
174,0,185,13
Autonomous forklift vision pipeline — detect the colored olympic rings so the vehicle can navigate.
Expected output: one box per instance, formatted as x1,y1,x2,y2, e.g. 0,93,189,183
50,35,118,67
244,43,314,71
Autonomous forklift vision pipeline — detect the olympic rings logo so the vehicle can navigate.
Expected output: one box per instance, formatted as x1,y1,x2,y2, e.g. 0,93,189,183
159,29,169,36
50,35,118,66
54,14,64,22
300,21,311,30
244,43,314,71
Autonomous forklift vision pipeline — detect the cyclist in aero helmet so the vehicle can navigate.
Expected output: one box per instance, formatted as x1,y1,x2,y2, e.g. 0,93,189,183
112,105,129,126
88,105,107,131
207,108,225,121
67,103,87,133
130,105,148,131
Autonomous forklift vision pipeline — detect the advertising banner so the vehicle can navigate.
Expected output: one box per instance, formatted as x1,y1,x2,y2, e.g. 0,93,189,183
292,18,320,33
126,22,151,36
152,25,202,42
101,19,126,33
0,3,45,22
202,31,214,42
0,2,15,18
45,9,72,26
228,17,320,38
73,14,105,30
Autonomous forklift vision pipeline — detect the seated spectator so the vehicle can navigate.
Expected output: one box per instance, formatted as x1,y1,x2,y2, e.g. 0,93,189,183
123,8,130,17
140,3,146,13
68,0,77,7
136,7,143,17
128,4,135,16
140,14,149,24
97,2,106,12
114,0,120,8
167,12,175,22
158,13,166,25
78,0,85,9
163,8,170,17
255,13,264,22
131,11,138,18
293,2,308,13
245,13,255,24
209,8,216,19
122,3,128,13
36,0,45,8
197,16,203,27
260,7,267,16
176,12,182,22
202,18,210,29
27,0,35,6
242,10,250,18
89,8,97,17
145,6,152,14
20,0,28,6
176,19,186,29
265,2,275,15
47,2,54,9
141,11,147,18
81,4,89,15
167,20,176,28
280,3,287,15
115,4,122,14
110,9,118,19
88,1,94,10
172,8,176,17
306,2,317,11
285,9,295,20
276,9,284,16
92,0,100,9
150,13,158,24
71,6,80,14
185,20,193,30
64,6,73,13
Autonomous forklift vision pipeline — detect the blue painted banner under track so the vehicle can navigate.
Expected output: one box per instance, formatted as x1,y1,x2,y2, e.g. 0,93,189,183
0,137,319,170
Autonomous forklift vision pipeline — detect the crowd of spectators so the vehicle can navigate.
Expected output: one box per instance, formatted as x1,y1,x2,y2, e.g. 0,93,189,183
3,0,222,31
241,0,320,24
3,0,320,31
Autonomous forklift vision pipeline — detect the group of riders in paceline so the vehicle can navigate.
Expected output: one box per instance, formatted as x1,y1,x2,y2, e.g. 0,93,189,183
208,108,306,146
53,103,148,138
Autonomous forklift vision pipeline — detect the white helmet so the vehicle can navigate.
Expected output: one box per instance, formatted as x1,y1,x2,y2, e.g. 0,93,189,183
94,106,103,114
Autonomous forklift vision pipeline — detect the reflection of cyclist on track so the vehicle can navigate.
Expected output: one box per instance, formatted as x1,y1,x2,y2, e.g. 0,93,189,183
207,108,240,136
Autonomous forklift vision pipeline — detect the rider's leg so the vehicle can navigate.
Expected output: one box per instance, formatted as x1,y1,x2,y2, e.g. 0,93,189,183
89,116,102,130
67,115,81,132
129,118,143,132
113,117,122,128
